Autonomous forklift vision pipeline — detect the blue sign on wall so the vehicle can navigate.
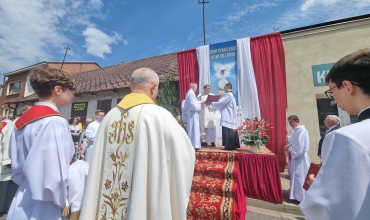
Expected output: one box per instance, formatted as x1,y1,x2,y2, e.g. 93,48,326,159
312,63,335,86
209,40,238,105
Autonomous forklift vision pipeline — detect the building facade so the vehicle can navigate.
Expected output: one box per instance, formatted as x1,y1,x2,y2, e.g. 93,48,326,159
281,14,370,163
1,61,101,117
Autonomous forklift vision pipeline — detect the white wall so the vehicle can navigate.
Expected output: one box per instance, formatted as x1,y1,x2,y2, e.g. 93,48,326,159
282,17,370,163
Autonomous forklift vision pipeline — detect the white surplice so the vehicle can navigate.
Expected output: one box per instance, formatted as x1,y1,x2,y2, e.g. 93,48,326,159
84,120,101,163
67,160,89,215
181,100,187,124
197,93,216,143
210,91,238,129
80,95,195,220
288,125,311,202
184,89,202,149
7,102,74,220
1,121,15,167
300,119,370,220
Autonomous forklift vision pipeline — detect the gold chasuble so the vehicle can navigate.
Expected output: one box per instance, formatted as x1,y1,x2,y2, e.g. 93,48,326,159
80,93,195,220
96,93,154,219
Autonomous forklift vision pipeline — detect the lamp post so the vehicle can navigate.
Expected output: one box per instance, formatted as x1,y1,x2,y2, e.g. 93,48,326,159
198,0,209,45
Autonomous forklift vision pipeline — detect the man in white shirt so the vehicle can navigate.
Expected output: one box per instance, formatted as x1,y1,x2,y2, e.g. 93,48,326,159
197,84,216,147
317,115,340,158
85,109,105,163
209,83,239,150
285,115,311,202
300,49,370,219
183,82,203,150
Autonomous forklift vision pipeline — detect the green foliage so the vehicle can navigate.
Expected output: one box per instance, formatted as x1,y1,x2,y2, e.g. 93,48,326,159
156,74,181,117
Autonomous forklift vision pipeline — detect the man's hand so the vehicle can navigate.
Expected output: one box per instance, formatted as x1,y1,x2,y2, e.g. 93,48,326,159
284,145,290,151
318,154,321,159
200,100,205,104
306,174,316,186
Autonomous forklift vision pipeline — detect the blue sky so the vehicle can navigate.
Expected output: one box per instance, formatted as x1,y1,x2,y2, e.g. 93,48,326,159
1,0,370,75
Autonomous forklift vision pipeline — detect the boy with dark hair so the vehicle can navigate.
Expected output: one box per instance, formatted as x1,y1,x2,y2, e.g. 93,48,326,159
7,67,76,220
300,49,370,219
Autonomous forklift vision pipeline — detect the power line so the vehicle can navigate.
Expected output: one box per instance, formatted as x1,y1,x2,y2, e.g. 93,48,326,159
46,0,65,47
51,0,69,46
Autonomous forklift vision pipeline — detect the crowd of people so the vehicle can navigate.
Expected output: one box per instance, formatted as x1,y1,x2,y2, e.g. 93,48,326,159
0,48,369,220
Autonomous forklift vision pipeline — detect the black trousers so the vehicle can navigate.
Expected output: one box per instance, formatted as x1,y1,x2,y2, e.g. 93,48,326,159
222,126,240,150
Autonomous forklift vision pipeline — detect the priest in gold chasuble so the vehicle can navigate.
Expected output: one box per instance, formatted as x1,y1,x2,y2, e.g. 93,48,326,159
80,68,195,220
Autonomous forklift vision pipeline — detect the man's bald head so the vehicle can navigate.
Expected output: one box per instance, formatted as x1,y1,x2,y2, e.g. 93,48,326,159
130,68,159,100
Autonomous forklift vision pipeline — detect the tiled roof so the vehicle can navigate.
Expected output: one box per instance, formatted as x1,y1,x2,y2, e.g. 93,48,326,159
72,52,178,94
5,52,179,104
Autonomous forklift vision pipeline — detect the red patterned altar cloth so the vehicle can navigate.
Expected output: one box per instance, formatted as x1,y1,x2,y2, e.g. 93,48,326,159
187,151,246,220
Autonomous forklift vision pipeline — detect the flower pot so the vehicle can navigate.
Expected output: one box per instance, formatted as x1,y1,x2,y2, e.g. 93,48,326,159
238,136,245,147
249,145,260,153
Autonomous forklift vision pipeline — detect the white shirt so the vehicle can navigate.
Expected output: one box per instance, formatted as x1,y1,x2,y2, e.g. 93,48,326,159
85,120,101,143
210,91,238,129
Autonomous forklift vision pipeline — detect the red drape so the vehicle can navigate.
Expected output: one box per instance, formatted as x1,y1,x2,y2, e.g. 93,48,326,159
177,49,199,102
236,153,283,203
250,33,287,172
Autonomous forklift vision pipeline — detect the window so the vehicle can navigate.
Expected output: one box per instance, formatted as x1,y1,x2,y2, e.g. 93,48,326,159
4,108,15,117
24,76,35,97
8,81,21,95
97,99,112,115
316,97,338,136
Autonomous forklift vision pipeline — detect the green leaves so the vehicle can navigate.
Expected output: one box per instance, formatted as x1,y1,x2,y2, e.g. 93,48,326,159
156,74,181,117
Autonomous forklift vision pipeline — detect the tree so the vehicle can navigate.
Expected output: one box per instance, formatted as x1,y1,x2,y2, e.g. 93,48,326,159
156,74,181,117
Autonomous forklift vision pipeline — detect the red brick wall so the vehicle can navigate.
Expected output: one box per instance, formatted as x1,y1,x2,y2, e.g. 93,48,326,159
0,62,101,114
48,63,100,76
0,70,29,115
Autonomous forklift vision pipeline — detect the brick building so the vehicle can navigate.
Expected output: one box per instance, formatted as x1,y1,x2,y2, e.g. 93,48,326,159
1,61,100,116
1,53,178,122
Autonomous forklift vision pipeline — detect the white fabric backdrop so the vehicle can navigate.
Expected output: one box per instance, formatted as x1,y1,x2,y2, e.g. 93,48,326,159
236,38,261,120
197,45,222,145
196,45,210,90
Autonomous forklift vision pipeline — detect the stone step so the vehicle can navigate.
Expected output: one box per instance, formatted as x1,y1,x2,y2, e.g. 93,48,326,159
247,198,304,216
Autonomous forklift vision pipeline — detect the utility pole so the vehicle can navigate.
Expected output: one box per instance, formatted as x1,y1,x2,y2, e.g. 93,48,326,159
198,0,209,45
61,46,70,69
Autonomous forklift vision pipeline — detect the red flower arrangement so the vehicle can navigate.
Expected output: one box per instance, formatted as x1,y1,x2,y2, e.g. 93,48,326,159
235,117,273,149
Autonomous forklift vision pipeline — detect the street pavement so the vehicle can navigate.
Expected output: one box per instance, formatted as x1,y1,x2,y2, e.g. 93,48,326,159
247,206,305,220
0,212,6,220
0,206,306,220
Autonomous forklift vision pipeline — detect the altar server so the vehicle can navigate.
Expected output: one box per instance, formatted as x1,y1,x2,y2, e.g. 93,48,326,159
286,115,310,202
300,49,370,220
183,82,203,150
62,157,89,219
85,109,105,163
80,68,195,220
210,83,240,150
7,67,75,220
197,84,216,147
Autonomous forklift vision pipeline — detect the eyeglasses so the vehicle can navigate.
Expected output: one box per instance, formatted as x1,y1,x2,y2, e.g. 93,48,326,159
324,82,360,100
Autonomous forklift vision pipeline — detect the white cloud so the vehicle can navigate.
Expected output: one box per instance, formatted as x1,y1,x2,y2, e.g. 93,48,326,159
203,0,370,45
227,1,278,22
301,0,370,11
0,0,124,73
301,0,315,11
82,25,126,58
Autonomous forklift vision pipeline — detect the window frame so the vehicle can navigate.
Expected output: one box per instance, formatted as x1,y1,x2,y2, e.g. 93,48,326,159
7,81,22,95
